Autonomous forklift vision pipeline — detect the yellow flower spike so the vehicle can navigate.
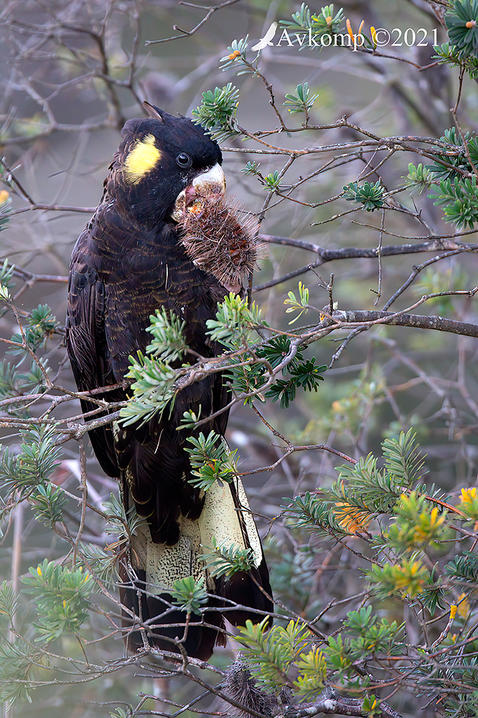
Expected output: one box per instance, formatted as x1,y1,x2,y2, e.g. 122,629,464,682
346,18,354,42
0,190,9,205
370,26,377,48
228,50,241,61
450,604,457,621
37,566,42,577
84,573,89,582
457,593,470,619
62,599,67,609
410,561,420,575
358,20,364,36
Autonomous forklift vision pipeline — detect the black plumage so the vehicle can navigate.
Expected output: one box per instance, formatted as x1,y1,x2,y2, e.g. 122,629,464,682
66,104,272,659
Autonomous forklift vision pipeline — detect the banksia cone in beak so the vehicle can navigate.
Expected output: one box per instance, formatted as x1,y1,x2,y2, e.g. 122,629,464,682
177,188,258,293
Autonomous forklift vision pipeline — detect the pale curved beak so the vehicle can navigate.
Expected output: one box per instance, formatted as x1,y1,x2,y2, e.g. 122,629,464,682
192,163,226,192
172,163,226,221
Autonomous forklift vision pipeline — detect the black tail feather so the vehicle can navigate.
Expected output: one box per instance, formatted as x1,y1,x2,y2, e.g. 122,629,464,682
119,559,272,660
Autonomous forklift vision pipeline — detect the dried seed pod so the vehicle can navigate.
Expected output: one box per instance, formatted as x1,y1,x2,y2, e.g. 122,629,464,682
177,189,258,293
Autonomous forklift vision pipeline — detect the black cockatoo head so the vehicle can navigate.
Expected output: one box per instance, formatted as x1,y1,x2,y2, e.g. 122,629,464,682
108,102,224,226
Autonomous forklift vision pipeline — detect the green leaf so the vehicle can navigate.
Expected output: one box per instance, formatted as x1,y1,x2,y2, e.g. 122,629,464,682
29,483,66,527
22,559,93,642
146,306,188,363
284,82,319,114
206,292,264,348
294,647,327,700
192,84,241,142
430,176,478,229
343,181,385,211
201,538,254,578
433,42,478,79
382,429,425,488
237,618,311,694
120,351,178,426
170,576,207,615
446,0,478,56
185,431,237,490
0,425,62,497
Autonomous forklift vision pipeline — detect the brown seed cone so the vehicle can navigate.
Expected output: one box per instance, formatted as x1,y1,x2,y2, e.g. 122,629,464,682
177,190,258,293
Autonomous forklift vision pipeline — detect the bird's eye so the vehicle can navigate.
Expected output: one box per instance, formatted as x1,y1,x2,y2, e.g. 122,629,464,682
176,152,192,169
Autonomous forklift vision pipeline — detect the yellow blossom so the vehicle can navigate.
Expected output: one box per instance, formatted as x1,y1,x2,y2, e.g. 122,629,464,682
228,50,241,60
370,26,377,47
332,400,342,412
460,487,477,504
62,599,67,609
450,604,457,621
390,560,427,596
325,15,332,25
457,593,470,619
37,565,42,576
0,190,9,205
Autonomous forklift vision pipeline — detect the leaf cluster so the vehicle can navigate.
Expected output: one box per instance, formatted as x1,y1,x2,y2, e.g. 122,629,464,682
146,306,187,363
22,559,93,642
201,538,255,578
343,181,385,211
192,83,241,142
120,351,178,426
9,304,57,356
284,82,319,114
446,0,478,57
185,430,238,490
281,3,344,37
170,576,208,615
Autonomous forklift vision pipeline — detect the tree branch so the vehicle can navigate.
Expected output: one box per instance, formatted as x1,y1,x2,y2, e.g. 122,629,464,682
332,308,478,339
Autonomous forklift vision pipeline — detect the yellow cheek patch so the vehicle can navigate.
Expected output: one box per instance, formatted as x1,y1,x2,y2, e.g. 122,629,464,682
123,134,161,184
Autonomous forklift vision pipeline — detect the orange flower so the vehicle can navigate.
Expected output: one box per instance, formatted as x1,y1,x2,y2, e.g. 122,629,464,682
466,20,477,29
228,50,241,60
346,18,365,46
334,501,371,534
0,190,9,204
